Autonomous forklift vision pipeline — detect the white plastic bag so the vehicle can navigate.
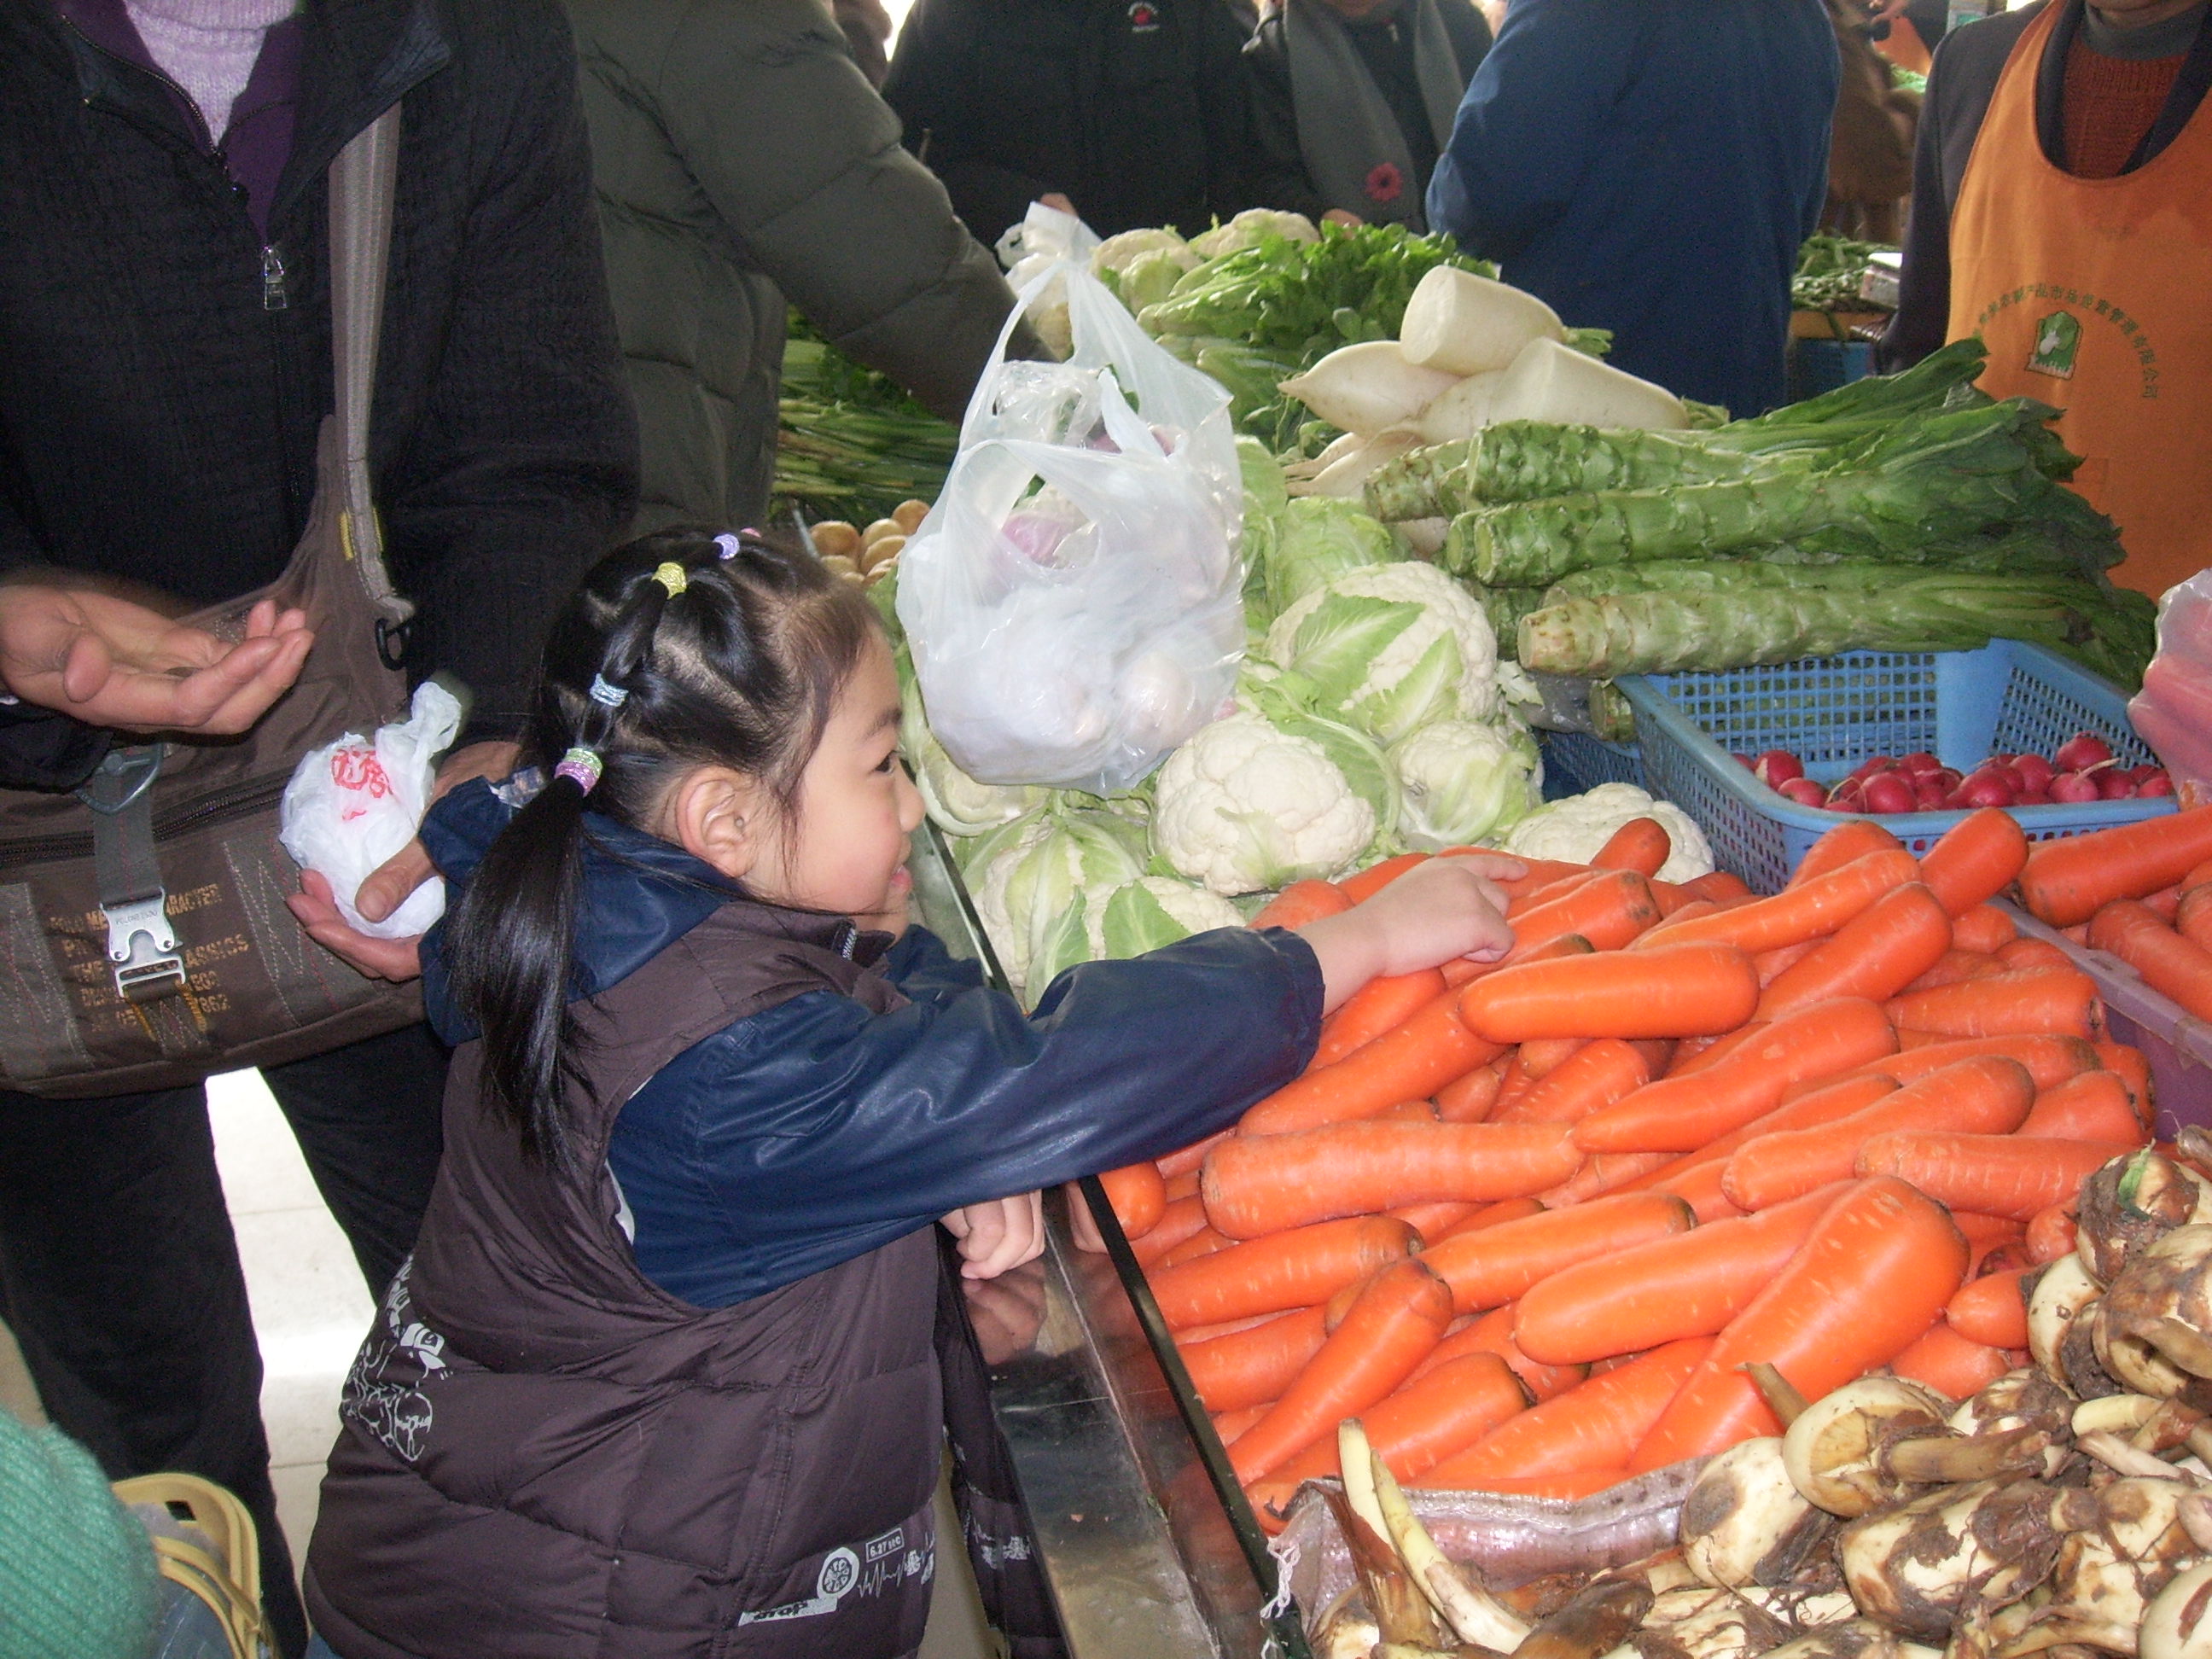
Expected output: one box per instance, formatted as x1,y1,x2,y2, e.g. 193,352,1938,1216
2128,570,2212,803
896,260,1247,795
279,680,463,938
992,203,1101,360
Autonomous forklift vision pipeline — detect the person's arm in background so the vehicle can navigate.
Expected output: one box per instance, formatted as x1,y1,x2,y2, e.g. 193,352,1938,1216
658,0,1030,427
1194,0,1260,224
1240,16,1333,219
1424,0,1641,257
883,0,1059,245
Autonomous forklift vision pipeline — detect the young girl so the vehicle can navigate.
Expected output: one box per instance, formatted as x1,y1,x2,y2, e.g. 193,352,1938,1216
301,529,1515,1659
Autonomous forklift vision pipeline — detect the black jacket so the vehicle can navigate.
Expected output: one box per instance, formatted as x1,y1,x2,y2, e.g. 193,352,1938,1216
882,0,1257,247
0,0,637,777
1878,0,2212,370
1244,0,1491,222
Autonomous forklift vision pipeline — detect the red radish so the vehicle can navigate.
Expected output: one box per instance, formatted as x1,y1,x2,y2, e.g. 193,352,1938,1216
2125,765,2163,787
1900,753,1944,778
1913,777,1952,810
2049,772,2102,805
2097,770,2136,801
1733,754,1757,771
2138,771,2175,799
1778,777,1827,808
1956,771,2017,809
1852,755,1897,783
2012,754,2055,794
2054,732,2113,773
2017,789,2052,807
1755,750,1805,788
1931,769,1963,794
1828,778,1867,812
1862,773,1918,815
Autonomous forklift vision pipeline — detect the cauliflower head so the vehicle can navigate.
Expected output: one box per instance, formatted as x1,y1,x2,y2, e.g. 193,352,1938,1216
1501,782,1714,882
1086,876,1247,958
1188,209,1320,260
970,807,1150,993
1265,560,1502,744
1152,713,1375,895
1388,719,1540,850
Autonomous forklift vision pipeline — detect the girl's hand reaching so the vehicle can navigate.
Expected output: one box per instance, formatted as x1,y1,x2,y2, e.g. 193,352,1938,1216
940,1190,1046,1279
1296,853,1522,1014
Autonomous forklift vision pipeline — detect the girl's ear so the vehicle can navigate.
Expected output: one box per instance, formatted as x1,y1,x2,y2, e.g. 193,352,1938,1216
666,765,763,882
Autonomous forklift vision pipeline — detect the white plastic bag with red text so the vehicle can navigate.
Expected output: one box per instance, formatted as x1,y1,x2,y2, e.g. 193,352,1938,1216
278,680,463,938
895,262,1245,795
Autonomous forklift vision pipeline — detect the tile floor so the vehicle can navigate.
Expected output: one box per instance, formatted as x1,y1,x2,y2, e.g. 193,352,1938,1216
206,1066,1002,1658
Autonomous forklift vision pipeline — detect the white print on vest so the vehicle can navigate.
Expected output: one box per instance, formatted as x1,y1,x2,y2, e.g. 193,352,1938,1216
736,1524,937,1625
341,1257,450,1463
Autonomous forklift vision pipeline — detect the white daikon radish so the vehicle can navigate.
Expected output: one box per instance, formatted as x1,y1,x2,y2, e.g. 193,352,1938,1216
1278,341,1458,436
1412,370,1505,444
1282,428,1370,480
1289,430,1421,498
1398,267,1565,376
1488,336,1689,430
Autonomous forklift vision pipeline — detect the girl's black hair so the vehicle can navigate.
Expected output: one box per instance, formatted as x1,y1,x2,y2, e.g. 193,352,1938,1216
444,527,882,1165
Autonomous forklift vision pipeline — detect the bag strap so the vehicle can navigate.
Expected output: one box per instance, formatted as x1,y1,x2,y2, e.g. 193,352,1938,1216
329,102,415,637
115,1472,270,1659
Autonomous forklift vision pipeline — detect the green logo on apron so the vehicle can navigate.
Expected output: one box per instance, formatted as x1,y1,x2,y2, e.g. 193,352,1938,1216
2029,310,2081,380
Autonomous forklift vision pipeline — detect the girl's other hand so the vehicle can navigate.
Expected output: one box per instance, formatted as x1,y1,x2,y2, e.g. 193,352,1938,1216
1297,853,1522,1011
940,1190,1046,1279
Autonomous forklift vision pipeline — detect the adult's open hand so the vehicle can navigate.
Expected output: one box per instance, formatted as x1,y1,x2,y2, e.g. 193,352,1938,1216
285,739,519,983
0,584,312,736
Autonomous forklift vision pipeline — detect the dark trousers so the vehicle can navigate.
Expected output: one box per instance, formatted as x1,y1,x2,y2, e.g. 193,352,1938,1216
0,1022,448,1659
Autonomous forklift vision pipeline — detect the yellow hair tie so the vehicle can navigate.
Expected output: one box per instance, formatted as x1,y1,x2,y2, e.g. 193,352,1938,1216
652,562,689,597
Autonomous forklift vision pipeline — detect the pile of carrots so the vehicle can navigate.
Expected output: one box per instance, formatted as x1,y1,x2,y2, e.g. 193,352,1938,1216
1087,803,2212,1530
2016,801,2212,1022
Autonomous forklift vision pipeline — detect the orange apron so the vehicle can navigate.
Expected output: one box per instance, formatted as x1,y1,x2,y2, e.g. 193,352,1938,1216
1946,0,2212,600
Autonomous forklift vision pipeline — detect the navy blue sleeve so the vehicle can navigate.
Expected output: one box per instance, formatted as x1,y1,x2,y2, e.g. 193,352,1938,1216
1424,0,1641,259
880,925,986,1007
608,925,1323,1305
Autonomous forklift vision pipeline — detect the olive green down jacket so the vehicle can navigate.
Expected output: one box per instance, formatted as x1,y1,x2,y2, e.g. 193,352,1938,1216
563,0,1022,533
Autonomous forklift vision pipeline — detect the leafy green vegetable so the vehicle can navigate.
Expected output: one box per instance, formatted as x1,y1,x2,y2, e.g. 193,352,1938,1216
773,322,958,524
1791,233,1892,314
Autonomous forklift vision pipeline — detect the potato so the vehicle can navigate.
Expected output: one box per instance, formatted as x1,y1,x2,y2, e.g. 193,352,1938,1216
860,518,904,550
811,520,861,560
892,498,931,535
860,533,905,573
818,553,859,578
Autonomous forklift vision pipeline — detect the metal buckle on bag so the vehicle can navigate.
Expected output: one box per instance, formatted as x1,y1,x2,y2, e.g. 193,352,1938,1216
103,894,186,1003
77,747,189,1004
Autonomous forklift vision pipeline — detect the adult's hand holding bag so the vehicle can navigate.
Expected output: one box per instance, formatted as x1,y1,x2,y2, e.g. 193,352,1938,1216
895,264,1246,796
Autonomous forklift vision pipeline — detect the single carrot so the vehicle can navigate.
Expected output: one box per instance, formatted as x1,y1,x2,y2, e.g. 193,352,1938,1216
1156,1129,1235,1182
2021,1069,2147,1144
1808,1032,2098,1095
1489,857,1595,901
1684,870,1756,905
1951,903,2020,954
1163,1166,1202,1203
2186,859,2212,894
1412,1301,1586,1400
1637,849,1919,957
1855,1132,2134,1220
1575,998,1898,1155
1645,1160,1749,1224
1132,1195,1212,1269
1512,1185,1841,1365
1431,1195,1546,1243
1211,1404,1271,1447
1097,1161,1167,1239
1495,1039,1656,1126
1947,1266,2031,1350
1918,808,2030,917
1903,949,2005,992
1439,956,1489,989
1889,1319,2014,1400
1654,899,1720,928
2024,1202,2079,1265
1668,1022,1771,1077
1500,870,1664,959
1248,879,1352,931
1651,880,1698,919
1201,1121,1580,1238
1435,1059,1508,1123
1719,1056,2036,1212
1161,1225,1235,1267
1178,1307,1330,1413
1148,1215,1417,1330
1421,1191,1695,1316
1337,851,1432,904
2145,884,2186,922
1507,867,1607,918
1493,1055,1539,1113
2019,803,2212,926
1171,1310,1283,1345
1537,1152,1675,1207
1389,1200,1483,1244
1258,1352,1530,1488
1752,940,1825,987
2180,885,2212,954
1591,817,1674,877
1463,940,1761,1044
1950,1210,2026,1249
1430,1337,1714,1483
1789,819,1906,888
1227,1256,1453,1481
1423,1468,1633,1500
1755,882,1954,1019
1517,1036,1591,1080
1885,967,2100,1039
1313,968,1449,1068
1628,1177,1969,1470
1240,988,1506,1136
1998,937,2076,975
2089,899,2212,1022
1626,1073,1904,1202
2094,1041,2153,1113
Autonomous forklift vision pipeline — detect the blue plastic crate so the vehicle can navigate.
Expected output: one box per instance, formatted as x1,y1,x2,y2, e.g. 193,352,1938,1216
1615,640,2175,894
1540,730,1644,800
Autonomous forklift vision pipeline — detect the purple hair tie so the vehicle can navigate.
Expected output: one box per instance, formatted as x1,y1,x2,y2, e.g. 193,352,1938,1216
714,533,743,561
554,747,603,794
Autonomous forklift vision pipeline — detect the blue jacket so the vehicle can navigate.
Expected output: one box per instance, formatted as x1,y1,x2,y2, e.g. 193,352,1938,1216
1426,0,1838,417
420,780,1324,1307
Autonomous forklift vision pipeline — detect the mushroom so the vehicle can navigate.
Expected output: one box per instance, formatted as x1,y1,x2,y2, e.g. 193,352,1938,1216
1681,1438,1834,1588
1838,1479,2065,1642
1952,1371,2077,1481
1787,1377,2024,1517
1997,1479,2203,1656
2139,1560,2212,1659
2101,1228,2212,1391
2077,1151,2212,1287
